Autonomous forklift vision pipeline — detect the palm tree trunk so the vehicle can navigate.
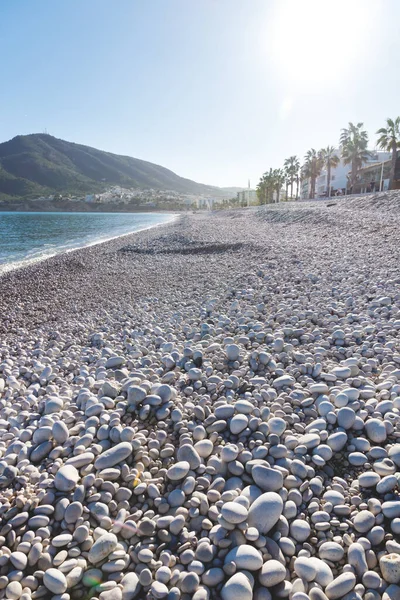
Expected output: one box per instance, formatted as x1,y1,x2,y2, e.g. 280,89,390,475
296,176,299,200
389,145,397,190
327,164,331,198
290,179,294,199
351,160,357,193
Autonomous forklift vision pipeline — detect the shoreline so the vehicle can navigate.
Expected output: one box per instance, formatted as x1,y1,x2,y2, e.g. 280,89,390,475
0,212,179,276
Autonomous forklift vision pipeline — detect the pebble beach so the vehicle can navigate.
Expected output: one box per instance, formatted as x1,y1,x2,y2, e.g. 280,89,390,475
1,192,400,600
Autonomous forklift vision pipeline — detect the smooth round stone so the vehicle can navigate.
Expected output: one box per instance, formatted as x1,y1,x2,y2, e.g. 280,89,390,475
337,407,356,429
66,452,95,468
294,556,317,581
362,571,381,589
348,543,368,577
94,442,132,469
349,452,368,466
52,533,73,547
150,581,169,598
290,519,311,542
177,445,201,470
268,418,286,436
374,458,396,477
54,465,79,492
226,344,240,361
252,465,283,492
248,492,283,534
327,432,348,452
221,573,253,600
224,545,263,570
52,421,69,444
127,386,147,404
9,551,28,570
5,582,23,600
353,510,375,533
180,572,200,593
323,491,344,506
105,356,125,369
221,502,248,524
331,367,352,379
319,542,345,561
358,472,380,488
382,502,400,519
325,573,356,599
297,433,320,449
88,533,118,564
120,573,141,599
221,445,239,462
365,419,387,443
235,400,254,414
313,558,334,587
215,405,235,420
194,440,214,458
377,475,398,494
259,559,286,587
188,368,202,381
380,554,400,583
30,440,53,462
43,569,68,594
167,461,190,481
230,414,248,434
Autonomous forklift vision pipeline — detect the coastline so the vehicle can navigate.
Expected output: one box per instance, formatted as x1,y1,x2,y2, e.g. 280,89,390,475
0,212,179,276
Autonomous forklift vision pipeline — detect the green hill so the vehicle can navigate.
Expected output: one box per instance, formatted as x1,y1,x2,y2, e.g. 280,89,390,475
0,134,227,200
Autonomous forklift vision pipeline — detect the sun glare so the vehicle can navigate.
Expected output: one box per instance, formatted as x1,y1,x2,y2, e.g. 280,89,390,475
268,0,375,89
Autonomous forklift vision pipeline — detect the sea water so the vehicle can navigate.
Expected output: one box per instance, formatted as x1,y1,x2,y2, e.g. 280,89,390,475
0,211,176,274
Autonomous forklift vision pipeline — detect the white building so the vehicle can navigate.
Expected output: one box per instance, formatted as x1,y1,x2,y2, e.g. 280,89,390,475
303,151,392,198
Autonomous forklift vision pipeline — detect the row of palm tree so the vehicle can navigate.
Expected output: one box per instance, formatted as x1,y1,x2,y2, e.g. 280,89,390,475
257,118,400,202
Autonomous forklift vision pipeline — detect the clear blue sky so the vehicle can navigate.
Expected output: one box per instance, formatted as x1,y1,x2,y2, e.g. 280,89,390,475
1,0,399,188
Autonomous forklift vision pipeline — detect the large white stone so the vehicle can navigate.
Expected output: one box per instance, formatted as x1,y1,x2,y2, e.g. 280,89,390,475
94,442,132,470
224,545,263,570
54,465,79,492
248,492,283,534
43,569,68,594
88,533,118,564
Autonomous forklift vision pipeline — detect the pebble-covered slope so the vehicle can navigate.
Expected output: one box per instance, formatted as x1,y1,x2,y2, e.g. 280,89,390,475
1,193,400,600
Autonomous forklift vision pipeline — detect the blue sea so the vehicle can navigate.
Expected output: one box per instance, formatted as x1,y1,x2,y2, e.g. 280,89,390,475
0,211,176,275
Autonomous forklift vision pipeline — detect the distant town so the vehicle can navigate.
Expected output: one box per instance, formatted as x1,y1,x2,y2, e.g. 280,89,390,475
28,186,245,211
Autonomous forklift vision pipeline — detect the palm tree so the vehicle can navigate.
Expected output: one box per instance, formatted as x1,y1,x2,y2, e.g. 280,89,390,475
320,146,340,197
257,169,275,204
284,156,300,200
340,122,371,193
376,117,400,190
273,168,285,203
303,149,323,199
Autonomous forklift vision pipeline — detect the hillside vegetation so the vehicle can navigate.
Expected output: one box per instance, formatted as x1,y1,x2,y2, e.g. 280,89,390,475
0,134,229,200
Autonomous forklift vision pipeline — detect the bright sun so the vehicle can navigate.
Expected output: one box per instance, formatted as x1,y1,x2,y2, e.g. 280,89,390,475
268,0,375,89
